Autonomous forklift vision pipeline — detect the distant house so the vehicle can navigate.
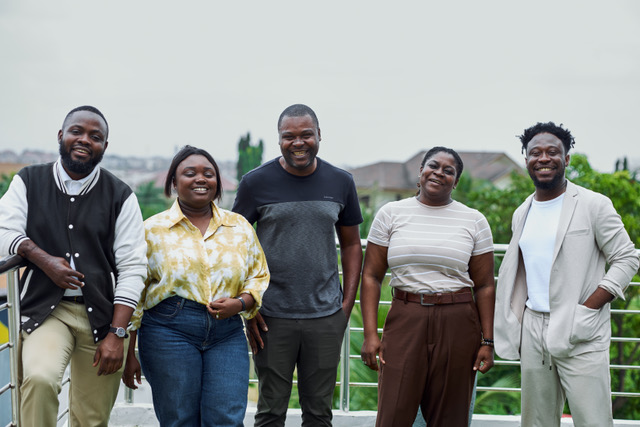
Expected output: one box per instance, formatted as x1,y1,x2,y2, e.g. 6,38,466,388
0,163,28,177
349,151,524,209
0,151,242,209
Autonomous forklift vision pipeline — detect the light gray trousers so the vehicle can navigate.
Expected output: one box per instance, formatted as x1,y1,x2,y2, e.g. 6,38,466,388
520,307,613,427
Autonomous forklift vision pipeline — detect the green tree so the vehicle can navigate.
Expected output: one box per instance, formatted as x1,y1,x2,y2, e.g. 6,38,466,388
237,132,264,181
615,155,638,180
0,173,14,197
136,181,171,220
359,204,376,239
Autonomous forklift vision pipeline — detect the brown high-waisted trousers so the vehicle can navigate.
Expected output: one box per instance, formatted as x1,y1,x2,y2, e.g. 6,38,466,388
376,297,481,427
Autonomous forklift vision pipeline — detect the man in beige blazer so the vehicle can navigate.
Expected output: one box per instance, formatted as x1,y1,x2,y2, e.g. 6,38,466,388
494,121,639,427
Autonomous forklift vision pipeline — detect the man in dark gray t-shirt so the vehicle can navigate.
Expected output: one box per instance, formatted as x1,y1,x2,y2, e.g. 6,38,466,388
233,104,363,426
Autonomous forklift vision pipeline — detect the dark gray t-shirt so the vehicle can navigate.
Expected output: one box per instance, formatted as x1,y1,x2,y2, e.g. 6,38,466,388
232,158,363,318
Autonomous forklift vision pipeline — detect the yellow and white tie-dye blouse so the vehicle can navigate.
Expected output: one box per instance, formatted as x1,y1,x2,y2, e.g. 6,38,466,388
130,200,269,330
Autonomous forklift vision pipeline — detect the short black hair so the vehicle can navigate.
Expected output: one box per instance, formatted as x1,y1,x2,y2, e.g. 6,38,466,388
277,104,319,131
519,122,575,155
164,145,223,202
420,146,464,178
62,105,109,138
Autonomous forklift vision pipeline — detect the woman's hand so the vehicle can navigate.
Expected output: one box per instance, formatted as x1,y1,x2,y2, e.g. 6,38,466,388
469,251,495,375
360,242,389,372
361,335,384,371
122,331,141,390
122,353,142,389
208,297,243,319
473,345,494,374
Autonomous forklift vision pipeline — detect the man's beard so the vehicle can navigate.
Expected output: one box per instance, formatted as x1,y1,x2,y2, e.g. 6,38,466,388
59,144,104,175
529,169,565,190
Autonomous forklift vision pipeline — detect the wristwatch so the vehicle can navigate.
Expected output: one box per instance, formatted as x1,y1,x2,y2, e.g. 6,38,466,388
235,295,247,312
109,326,129,338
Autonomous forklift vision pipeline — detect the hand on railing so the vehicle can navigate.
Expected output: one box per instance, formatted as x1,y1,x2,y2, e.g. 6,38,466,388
0,254,26,275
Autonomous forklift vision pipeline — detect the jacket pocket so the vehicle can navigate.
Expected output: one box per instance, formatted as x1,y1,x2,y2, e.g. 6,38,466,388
569,304,604,344
566,228,590,236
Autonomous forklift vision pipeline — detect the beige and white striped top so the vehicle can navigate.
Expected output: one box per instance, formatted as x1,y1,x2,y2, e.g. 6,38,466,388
367,197,493,294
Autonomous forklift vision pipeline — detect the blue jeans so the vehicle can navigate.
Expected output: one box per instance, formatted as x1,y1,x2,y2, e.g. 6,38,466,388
138,296,249,427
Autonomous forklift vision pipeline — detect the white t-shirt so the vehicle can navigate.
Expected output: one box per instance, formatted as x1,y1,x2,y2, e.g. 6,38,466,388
367,197,494,294
519,193,565,312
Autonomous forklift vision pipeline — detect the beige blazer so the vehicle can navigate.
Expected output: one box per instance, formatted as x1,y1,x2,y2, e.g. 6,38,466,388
495,181,639,360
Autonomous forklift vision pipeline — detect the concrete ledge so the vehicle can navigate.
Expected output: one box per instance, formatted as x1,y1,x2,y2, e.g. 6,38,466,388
471,414,640,426
109,404,640,427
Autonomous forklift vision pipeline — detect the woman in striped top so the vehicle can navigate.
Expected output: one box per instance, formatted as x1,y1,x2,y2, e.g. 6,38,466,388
360,146,495,427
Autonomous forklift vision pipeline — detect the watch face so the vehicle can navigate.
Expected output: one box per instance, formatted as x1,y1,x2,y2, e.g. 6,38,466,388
111,327,126,338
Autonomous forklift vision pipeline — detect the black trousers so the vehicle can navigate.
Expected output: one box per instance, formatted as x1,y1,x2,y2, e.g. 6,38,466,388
254,309,348,427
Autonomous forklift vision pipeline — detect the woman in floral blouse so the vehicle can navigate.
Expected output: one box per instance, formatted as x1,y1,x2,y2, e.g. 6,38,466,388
122,145,269,427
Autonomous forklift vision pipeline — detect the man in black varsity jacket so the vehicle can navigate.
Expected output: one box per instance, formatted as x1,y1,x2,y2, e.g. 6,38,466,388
0,106,147,427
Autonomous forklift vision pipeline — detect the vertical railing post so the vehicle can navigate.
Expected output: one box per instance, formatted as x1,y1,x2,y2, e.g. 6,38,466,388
7,268,21,426
124,386,134,404
124,349,136,404
339,319,350,412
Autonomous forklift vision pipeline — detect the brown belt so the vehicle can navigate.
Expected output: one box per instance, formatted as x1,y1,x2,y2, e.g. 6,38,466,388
392,287,473,306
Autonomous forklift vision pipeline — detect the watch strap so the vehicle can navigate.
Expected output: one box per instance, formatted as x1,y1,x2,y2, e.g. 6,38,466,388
235,296,246,312
109,326,129,338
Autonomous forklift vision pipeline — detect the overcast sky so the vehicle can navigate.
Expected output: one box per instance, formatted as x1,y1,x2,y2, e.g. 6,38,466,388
1,1,639,173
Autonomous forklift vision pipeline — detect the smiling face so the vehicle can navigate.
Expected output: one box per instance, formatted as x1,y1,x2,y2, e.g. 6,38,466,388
278,114,321,176
174,154,218,210
525,132,569,195
418,151,459,206
58,110,108,179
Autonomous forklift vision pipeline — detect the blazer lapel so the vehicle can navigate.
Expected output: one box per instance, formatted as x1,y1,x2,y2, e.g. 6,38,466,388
511,195,533,244
551,180,579,264
508,195,533,319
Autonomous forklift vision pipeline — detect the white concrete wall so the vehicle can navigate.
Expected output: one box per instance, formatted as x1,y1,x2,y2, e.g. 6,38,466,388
109,405,640,427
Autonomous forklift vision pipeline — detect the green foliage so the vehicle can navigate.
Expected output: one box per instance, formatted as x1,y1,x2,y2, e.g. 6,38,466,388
331,266,393,411
359,204,375,239
135,181,171,220
615,155,638,180
463,172,534,244
567,154,640,246
474,369,521,415
237,132,264,182
0,172,15,198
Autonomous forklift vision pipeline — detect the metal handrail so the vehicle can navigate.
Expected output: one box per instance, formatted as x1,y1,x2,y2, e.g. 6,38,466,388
123,243,640,412
340,243,640,407
4,241,639,418
1,255,73,426
0,255,25,427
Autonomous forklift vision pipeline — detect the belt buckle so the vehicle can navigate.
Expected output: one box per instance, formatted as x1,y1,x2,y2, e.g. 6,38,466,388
420,293,435,306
